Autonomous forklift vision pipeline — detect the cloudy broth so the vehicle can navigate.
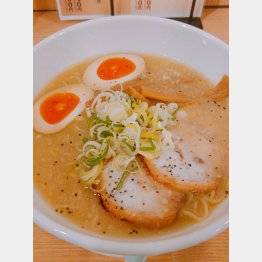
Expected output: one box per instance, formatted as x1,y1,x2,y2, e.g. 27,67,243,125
34,54,228,238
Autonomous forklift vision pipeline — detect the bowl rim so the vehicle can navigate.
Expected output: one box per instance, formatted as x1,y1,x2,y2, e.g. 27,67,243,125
33,14,229,256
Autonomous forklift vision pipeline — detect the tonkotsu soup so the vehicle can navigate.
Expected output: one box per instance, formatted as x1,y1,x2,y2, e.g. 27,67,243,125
34,54,228,238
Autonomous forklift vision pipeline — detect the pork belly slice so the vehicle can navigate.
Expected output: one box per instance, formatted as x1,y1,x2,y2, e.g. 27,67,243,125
98,159,184,228
143,132,223,193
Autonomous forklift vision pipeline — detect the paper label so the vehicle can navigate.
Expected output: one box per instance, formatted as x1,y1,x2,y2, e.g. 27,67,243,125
56,0,204,20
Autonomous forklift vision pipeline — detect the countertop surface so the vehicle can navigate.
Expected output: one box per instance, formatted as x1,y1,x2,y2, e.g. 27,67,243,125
34,8,229,262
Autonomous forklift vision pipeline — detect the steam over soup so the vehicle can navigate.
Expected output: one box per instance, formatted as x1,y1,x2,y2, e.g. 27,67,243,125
34,54,228,238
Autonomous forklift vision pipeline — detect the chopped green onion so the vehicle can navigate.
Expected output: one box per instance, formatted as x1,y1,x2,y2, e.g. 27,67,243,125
116,170,130,190
82,144,109,167
82,137,88,144
122,139,135,151
100,131,113,138
78,91,179,185
113,123,124,127
139,138,156,151
80,162,104,187
87,117,95,129
116,158,141,190
93,115,112,126
105,116,112,125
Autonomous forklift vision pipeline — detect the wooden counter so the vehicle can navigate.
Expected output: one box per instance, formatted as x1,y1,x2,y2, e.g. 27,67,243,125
34,8,229,262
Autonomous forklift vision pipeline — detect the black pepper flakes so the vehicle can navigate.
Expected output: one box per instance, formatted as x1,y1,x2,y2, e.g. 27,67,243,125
74,193,78,197
61,189,64,192
132,229,138,234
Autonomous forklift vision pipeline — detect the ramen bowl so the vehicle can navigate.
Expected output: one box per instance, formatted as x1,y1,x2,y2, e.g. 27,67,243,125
34,15,228,258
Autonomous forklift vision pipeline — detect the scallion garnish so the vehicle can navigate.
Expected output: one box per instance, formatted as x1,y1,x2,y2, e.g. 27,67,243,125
139,138,156,151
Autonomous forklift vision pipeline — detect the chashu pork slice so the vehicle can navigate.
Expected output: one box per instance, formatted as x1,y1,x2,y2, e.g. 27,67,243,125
99,159,184,228
143,129,224,193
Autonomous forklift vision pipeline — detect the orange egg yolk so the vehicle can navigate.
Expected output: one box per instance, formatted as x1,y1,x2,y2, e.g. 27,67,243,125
40,93,80,124
97,57,136,80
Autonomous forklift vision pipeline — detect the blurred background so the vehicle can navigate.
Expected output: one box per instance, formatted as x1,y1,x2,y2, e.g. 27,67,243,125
34,0,229,12
33,0,228,44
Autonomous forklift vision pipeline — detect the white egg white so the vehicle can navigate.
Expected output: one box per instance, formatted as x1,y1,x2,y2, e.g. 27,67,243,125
33,85,94,134
83,54,145,90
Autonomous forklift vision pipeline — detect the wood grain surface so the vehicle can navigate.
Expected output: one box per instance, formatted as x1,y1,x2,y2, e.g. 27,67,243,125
33,8,229,262
205,0,229,7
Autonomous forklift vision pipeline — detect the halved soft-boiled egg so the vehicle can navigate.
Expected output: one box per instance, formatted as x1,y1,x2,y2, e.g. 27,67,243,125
33,85,94,134
83,54,145,90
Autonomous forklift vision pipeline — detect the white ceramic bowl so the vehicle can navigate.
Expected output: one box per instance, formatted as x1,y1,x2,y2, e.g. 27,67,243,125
34,15,228,257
